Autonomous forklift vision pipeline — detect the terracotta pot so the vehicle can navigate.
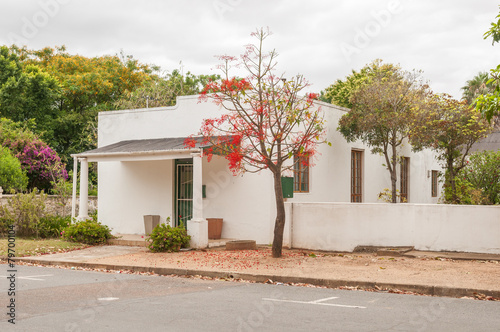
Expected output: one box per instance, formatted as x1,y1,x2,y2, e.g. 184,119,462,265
207,218,223,240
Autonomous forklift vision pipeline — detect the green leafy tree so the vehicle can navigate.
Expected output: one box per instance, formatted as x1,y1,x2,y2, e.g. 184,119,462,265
410,95,492,203
0,146,28,192
0,46,22,86
0,117,37,154
476,7,500,122
338,63,431,202
0,46,62,143
8,46,154,163
459,150,500,204
461,71,494,105
0,65,61,134
115,69,220,109
321,60,396,108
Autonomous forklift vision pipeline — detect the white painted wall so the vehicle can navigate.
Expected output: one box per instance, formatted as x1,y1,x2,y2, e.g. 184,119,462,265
96,95,444,243
202,156,275,244
98,160,173,234
98,96,223,147
287,202,500,254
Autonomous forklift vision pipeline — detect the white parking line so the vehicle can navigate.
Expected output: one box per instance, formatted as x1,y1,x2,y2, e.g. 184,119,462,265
1,274,53,281
263,297,366,309
310,296,339,303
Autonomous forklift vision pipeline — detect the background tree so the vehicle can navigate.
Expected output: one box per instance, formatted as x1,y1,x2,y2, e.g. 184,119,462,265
461,71,494,105
410,94,491,203
0,117,37,153
458,150,500,204
198,28,326,258
0,46,62,144
321,60,395,108
476,7,500,122
8,46,154,164
115,69,220,109
338,63,430,202
0,65,61,133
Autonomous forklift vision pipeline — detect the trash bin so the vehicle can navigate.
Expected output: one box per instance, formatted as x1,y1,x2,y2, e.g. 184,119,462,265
144,215,160,235
207,218,223,240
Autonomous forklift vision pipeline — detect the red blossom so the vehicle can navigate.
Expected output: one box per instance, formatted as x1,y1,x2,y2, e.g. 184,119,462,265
183,136,197,148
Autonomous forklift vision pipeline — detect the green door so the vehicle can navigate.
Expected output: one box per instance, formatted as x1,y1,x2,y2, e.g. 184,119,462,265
175,159,193,227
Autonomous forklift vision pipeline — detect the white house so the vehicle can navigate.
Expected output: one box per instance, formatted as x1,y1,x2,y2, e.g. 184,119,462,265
72,95,442,248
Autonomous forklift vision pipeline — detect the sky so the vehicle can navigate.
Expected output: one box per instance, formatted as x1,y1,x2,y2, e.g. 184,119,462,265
1,0,499,99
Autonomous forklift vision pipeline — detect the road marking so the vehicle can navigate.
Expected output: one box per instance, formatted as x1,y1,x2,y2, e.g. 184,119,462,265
263,297,366,309
310,296,339,303
98,297,119,301
1,274,53,281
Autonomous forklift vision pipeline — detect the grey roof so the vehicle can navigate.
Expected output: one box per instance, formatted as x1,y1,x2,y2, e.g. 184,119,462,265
470,130,500,153
80,136,209,156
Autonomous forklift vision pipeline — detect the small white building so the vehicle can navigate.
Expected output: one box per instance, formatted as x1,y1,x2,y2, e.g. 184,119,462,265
72,95,442,248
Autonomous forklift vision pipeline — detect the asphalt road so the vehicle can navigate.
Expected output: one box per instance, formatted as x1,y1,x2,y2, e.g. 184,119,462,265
1,265,499,331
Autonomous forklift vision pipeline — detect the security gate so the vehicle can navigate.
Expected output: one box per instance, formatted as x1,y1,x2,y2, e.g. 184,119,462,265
175,160,193,227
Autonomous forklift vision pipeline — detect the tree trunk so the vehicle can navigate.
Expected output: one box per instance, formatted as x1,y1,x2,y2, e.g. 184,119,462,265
271,170,286,258
448,160,457,203
391,143,397,203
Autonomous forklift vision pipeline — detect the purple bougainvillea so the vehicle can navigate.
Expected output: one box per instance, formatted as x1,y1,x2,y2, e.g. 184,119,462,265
16,140,68,190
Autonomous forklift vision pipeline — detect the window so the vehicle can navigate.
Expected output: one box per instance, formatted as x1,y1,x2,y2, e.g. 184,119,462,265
431,170,439,197
293,155,309,192
400,157,409,202
351,150,363,202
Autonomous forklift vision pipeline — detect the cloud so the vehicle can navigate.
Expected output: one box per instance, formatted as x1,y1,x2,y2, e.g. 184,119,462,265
0,0,499,99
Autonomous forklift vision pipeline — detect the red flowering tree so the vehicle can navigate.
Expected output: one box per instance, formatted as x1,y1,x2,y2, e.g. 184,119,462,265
198,28,327,258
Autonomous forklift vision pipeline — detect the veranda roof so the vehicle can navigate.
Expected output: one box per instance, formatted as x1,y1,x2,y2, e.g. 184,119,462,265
73,136,209,162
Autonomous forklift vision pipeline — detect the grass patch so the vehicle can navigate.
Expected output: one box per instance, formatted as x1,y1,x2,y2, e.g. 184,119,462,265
0,238,89,258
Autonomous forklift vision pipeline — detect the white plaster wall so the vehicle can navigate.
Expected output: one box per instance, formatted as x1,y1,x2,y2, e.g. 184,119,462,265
202,155,275,244
99,160,173,234
98,95,223,146
288,202,500,254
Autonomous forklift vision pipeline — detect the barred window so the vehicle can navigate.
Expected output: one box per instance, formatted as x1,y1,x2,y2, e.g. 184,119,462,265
294,155,309,193
351,150,363,202
431,170,439,197
400,157,409,202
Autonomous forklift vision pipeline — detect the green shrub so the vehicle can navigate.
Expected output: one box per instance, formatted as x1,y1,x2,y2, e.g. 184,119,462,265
0,146,28,192
62,219,113,245
0,213,14,237
39,215,71,238
50,175,73,216
443,175,489,205
2,190,46,237
460,150,500,204
147,220,190,253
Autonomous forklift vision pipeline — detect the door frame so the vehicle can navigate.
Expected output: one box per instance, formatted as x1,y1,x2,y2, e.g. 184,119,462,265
174,159,193,227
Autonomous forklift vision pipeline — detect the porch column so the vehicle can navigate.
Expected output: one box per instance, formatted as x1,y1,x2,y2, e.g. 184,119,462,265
187,152,208,249
71,156,78,220
78,157,89,220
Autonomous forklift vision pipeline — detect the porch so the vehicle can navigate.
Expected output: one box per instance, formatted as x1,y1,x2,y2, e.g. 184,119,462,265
71,137,214,249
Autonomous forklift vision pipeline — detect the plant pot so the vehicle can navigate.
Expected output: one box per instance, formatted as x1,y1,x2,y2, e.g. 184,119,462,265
207,218,223,240
144,215,160,235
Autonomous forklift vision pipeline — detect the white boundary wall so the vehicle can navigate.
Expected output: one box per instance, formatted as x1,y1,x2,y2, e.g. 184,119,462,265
285,202,500,254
